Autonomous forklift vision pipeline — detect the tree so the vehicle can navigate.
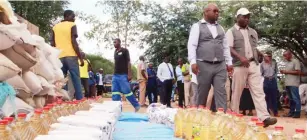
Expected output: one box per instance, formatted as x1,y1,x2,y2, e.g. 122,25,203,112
141,1,200,66
79,0,144,48
10,1,69,40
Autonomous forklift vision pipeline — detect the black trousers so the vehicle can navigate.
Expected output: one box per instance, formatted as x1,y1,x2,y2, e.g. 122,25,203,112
96,85,106,96
146,85,158,104
177,81,185,107
81,78,89,97
161,79,173,107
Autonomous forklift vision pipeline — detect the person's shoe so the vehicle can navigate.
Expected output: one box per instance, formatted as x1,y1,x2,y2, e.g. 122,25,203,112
135,106,141,112
292,113,301,118
283,113,294,117
263,117,277,128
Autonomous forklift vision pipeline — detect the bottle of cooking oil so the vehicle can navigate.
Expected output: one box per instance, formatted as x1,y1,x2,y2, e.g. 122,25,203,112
0,120,16,140
241,117,258,140
15,113,37,140
3,117,21,140
30,109,49,135
230,114,247,140
192,106,204,140
220,112,236,140
253,122,269,140
174,108,184,138
199,107,213,140
209,108,225,140
272,126,287,140
292,129,307,140
43,106,56,125
47,104,59,119
183,107,197,140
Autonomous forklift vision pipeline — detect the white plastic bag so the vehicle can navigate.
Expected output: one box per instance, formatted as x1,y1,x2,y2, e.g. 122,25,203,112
2,96,34,117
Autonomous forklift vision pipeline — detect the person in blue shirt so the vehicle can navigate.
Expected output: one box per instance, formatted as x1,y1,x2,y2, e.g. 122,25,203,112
146,62,158,104
88,66,96,98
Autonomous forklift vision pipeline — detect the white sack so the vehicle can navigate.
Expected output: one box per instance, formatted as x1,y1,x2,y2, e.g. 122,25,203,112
22,71,42,95
0,53,21,81
6,75,31,99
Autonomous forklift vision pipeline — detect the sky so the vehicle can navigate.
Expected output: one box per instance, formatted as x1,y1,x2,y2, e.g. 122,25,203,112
68,0,179,65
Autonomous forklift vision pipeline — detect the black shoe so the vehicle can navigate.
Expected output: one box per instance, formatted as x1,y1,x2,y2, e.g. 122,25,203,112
263,117,277,128
292,113,301,118
283,113,294,117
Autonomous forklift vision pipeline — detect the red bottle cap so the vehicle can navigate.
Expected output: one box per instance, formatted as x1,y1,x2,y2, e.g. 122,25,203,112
275,126,284,130
256,122,264,126
47,104,54,107
198,105,205,109
295,129,305,133
251,117,258,121
3,117,14,123
18,113,27,118
0,120,8,125
236,114,244,118
57,100,63,104
218,108,224,112
34,109,43,114
43,106,50,111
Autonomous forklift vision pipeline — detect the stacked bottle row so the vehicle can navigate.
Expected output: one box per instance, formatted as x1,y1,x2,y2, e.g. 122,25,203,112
174,107,307,140
0,96,104,140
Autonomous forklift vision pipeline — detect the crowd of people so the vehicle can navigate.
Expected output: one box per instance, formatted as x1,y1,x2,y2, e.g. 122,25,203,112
52,3,307,129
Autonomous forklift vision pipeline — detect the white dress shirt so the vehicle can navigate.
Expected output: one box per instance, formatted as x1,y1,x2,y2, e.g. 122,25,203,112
98,74,103,85
157,62,174,82
187,19,232,65
175,66,183,82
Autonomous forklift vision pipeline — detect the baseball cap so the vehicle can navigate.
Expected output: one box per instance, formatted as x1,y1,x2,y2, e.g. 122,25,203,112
236,8,251,17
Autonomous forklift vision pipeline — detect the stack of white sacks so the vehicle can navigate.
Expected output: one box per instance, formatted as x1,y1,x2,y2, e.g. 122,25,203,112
0,0,69,117
146,103,178,129
35,101,122,140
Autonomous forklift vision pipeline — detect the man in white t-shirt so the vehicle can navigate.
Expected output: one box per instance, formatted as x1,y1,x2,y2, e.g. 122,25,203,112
137,56,148,107
96,68,106,96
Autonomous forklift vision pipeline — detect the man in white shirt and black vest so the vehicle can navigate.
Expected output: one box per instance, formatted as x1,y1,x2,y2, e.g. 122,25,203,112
188,3,233,111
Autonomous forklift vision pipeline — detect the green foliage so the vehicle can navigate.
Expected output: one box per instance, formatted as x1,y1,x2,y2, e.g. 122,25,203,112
82,1,307,66
86,54,137,80
10,1,69,40
79,0,144,48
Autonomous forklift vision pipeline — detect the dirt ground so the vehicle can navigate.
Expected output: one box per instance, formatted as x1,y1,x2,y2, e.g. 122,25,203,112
107,98,306,139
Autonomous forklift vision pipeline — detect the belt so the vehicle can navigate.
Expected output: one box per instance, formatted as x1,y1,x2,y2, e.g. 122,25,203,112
202,60,223,64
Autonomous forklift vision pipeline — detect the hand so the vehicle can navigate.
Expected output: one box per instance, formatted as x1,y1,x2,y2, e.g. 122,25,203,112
128,74,132,81
79,59,84,66
191,64,199,75
239,57,250,67
226,65,234,76
280,70,286,74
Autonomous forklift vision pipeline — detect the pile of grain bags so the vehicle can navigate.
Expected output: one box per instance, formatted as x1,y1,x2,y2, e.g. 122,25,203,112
0,1,68,117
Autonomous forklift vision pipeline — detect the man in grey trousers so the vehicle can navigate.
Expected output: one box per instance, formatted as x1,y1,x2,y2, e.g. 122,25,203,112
188,3,233,110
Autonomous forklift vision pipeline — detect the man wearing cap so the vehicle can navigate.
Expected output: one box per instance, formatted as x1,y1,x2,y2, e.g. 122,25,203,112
96,68,106,96
226,7,277,127
188,3,233,110
261,51,279,116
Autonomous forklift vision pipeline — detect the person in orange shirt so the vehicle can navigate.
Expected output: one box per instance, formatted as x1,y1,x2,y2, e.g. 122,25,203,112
50,10,84,100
